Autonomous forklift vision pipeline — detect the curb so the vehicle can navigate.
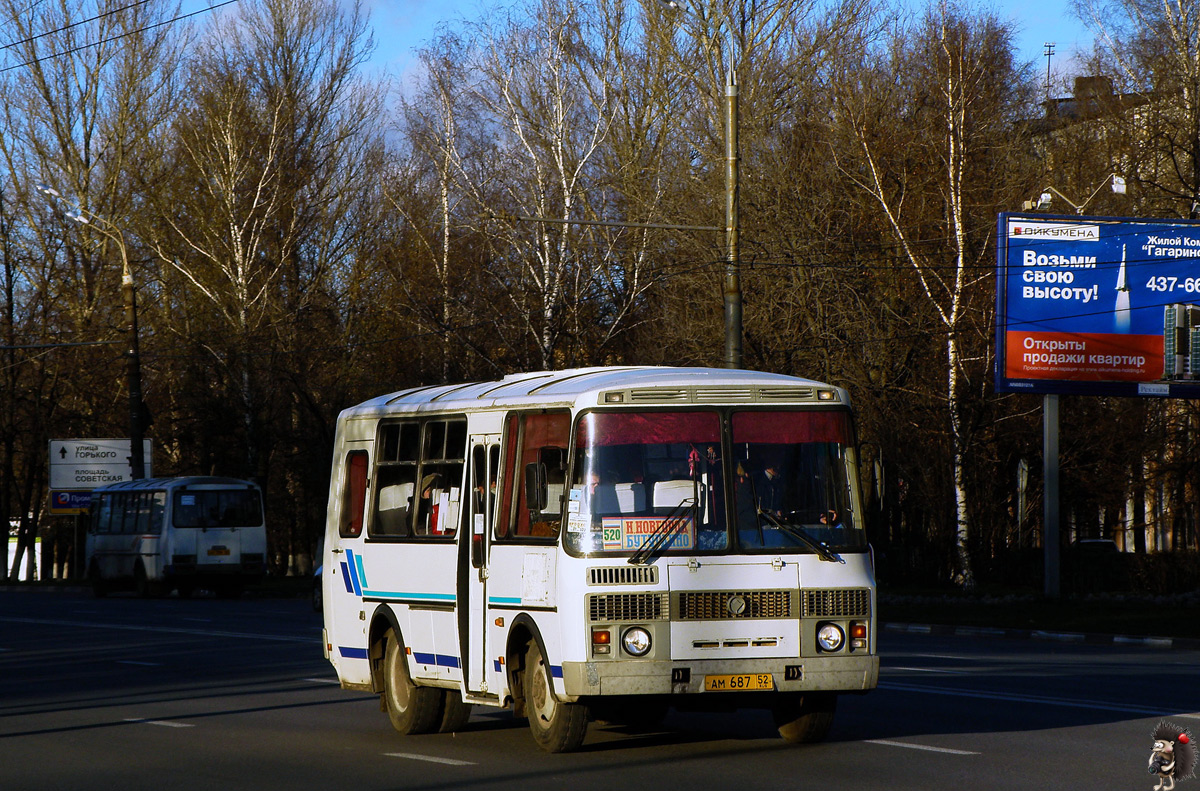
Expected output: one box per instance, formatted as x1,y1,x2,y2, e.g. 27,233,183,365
883,621,1200,650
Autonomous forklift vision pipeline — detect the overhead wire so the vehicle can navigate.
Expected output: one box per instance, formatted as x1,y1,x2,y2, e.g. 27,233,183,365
0,0,239,74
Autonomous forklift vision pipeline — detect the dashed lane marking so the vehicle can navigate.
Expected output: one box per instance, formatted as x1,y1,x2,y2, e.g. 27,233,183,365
385,753,475,766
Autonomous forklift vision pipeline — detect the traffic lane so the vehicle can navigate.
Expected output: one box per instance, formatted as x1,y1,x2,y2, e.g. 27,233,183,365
878,632,1200,725
0,598,327,728
0,593,1190,791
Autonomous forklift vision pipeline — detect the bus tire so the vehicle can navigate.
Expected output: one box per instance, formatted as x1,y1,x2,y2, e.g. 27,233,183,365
524,641,587,753
88,561,108,598
772,693,836,744
134,563,163,598
383,631,442,735
438,690,473,733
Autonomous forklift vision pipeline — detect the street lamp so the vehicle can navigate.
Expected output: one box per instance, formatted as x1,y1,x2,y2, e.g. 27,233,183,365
1022,173,1126,214
658,0,742,369
37,183,146,479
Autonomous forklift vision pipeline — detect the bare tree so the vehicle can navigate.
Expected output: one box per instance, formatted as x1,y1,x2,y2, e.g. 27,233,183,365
831,3,1036,586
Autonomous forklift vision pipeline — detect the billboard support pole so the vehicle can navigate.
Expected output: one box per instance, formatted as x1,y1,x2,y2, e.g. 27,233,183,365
1043,394,1061,598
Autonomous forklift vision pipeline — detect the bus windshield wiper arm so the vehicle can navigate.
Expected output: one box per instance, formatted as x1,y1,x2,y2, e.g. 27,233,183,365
758,509,843,563
629,499,695,565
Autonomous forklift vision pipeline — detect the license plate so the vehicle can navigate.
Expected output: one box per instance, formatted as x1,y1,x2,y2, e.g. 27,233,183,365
207,546,230,556
704,673,773,691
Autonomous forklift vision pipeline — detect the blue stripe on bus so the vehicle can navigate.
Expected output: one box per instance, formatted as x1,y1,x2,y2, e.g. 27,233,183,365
362,590,456,602
354,553,369,589
551,665,563,679
345,550,363,596
411,652,460,668
339,646,368,659
488,596,521,605
339,561,354,593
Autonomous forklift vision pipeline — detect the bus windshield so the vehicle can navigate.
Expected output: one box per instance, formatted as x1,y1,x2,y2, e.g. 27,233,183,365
563,409,866,557
172,489,264,528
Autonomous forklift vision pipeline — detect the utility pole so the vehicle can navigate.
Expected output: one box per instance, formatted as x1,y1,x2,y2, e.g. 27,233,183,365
724,66,742,369
1043,42,1055,101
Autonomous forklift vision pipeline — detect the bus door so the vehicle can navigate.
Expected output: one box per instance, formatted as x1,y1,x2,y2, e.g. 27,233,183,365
325,445,371,686
459,436,500,696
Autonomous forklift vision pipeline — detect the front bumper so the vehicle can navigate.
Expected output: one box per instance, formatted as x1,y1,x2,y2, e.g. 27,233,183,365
562,654,878,697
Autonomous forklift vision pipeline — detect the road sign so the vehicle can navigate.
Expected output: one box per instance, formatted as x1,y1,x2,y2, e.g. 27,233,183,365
48,438,152,490
48,438,153,515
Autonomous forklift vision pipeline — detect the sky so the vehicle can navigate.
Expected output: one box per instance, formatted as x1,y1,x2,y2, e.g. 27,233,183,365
183,0,1099,93
352,0,1099,90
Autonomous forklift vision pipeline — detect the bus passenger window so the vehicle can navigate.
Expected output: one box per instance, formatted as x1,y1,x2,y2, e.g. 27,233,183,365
499,411,570,540
340,450,369,538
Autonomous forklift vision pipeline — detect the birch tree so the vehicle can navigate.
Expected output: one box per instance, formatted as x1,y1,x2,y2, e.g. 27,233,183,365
832,3,1035,585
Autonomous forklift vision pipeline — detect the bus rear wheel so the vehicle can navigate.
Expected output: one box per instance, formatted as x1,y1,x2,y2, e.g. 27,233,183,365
438,690,473,733
134,563,164,598
88,561,108,598
772,693,837,743
524,642,587,753
382,631,442,735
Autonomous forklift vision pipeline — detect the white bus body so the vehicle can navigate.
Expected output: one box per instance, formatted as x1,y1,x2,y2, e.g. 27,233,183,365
322,367,878,752
87,476,267,597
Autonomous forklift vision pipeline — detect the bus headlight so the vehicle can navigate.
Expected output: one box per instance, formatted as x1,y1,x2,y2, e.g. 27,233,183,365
622,627,652,657
816,623,844,652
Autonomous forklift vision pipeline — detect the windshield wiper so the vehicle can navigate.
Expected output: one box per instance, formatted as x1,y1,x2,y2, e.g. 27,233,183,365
757,509,844,563
629,499,695,565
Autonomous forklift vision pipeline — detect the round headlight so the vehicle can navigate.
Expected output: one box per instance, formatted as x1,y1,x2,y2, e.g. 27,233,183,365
622,627,652,657
816,623,844,652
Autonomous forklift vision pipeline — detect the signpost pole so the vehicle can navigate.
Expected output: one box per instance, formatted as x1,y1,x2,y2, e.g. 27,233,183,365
1043,394,1060,598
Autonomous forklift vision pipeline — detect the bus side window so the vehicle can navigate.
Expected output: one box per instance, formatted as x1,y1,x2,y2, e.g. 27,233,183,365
500,411,570,540
340,450,369,538
413,418,465,538
150,493,166,535
92,495,110,534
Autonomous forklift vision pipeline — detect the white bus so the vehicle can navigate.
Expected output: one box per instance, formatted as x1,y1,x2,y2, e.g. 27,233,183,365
87,476,267,598
322,367,877,752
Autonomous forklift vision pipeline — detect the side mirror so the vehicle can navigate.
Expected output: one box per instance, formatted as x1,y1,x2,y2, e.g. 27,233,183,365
524,462,547,512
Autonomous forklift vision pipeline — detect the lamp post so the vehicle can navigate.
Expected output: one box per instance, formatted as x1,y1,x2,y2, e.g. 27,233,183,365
37,184,146,479
659,0,742,369
1023,174,1126,215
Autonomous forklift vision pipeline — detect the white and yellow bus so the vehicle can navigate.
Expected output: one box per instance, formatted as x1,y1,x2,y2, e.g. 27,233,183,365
321,367,877,752
87,476,267,598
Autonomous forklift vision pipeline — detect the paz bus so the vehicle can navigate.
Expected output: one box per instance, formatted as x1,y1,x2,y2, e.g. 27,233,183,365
321,367,877,752
87,476,267,598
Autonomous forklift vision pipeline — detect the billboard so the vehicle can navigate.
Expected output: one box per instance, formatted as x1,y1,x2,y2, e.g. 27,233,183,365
996,213,1200,397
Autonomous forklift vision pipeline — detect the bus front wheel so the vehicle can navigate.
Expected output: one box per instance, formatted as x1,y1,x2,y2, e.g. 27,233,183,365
524,642,587,753
772,693,837,743
382,631,442,735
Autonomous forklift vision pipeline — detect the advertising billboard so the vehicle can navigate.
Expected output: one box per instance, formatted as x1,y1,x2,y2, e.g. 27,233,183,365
996,213,1200,397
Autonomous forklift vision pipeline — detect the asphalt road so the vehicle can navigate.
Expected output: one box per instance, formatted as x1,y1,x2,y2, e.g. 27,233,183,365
1,590,1196,791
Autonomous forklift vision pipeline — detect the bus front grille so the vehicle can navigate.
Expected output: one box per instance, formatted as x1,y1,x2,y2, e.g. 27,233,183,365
588,592,669,622
801,588,871,618
677,590,793,619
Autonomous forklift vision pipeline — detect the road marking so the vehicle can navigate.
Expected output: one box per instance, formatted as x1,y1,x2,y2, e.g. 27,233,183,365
125,718,194,728
866,739,979,755
303,678,341,684
385,753,475,766
887,666,972,675
880,681,1191,717
117,660,161,666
